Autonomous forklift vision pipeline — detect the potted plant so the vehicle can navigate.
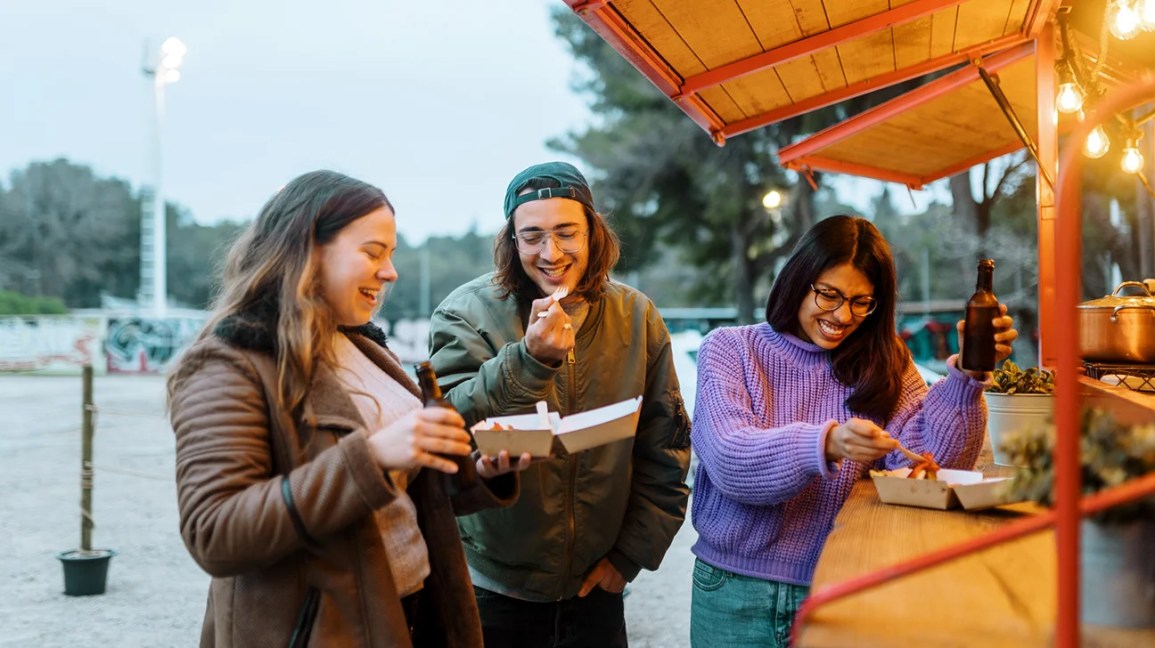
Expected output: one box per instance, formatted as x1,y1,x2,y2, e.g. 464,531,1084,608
1000,408,1155,628
57,365,116,596
984,359,1056,465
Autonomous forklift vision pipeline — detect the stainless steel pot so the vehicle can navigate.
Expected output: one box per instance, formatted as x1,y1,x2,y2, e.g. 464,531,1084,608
1078,281,1155,363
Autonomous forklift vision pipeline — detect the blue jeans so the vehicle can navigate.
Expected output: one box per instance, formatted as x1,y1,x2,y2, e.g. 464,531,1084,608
690,558,809,647
473,585,628,648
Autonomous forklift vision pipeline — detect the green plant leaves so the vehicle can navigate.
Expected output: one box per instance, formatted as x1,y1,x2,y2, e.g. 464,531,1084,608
986,359,1056,394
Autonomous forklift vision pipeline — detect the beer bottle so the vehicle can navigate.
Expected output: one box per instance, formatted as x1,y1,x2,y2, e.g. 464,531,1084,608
414,361,477,495
960,259,998,372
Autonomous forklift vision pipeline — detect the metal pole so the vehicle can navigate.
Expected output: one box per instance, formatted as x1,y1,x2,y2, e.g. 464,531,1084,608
152,73,167,318
80,364,94,553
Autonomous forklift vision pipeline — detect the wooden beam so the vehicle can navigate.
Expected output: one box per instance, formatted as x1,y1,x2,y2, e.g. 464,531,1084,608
778,42,1034,164
721,33,1031,139
678,0,968,97
565,0,728,143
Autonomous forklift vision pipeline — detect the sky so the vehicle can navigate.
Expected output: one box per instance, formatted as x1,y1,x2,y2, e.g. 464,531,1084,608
0,0,594,244
0,0,952,246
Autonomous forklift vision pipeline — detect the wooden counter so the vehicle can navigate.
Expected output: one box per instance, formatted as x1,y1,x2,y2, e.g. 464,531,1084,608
796,479,1155,648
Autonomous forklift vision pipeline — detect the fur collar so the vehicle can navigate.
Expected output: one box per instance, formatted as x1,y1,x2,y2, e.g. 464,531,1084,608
214,298,389,352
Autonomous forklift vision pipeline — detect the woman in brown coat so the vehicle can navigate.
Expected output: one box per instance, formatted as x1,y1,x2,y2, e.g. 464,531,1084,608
168,170,524,647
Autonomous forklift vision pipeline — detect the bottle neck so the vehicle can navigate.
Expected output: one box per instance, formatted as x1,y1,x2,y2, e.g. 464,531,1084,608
976,269,993,292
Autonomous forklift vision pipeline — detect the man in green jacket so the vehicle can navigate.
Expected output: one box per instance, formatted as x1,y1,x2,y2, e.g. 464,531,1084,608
428,161,692,647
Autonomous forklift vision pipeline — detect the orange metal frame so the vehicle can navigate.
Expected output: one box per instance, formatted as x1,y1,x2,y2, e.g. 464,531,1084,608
567,0,1056,144
777,41,1035,188
790,74,1155,648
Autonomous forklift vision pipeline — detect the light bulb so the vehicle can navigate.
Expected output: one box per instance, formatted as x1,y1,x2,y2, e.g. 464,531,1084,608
1121,145,1145,174
1139,0,1155,30
1109,0,1142,40
1084,125,1111,159
1056,82,1084,113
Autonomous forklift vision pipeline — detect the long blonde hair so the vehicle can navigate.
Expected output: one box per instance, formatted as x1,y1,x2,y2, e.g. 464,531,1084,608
169,170,391,416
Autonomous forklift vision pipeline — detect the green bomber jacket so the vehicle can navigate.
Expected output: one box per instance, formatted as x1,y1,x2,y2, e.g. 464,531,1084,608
428,273,692,601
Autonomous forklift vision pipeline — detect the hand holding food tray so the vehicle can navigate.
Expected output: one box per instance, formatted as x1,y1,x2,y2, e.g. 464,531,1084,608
471,396,643,458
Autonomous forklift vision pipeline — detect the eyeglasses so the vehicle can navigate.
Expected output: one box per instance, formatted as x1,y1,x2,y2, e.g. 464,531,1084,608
513,227,588,255
810,284,877,317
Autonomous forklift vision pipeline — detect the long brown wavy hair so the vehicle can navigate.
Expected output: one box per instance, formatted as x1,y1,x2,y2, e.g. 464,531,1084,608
493,176,620,304
168,170,392,416
765,215,909,422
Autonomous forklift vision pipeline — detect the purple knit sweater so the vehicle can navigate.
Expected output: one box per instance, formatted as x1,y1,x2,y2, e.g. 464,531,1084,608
689,323,988,586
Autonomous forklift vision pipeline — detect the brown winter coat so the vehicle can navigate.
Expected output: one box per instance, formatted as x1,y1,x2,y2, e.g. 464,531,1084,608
169,319,515,647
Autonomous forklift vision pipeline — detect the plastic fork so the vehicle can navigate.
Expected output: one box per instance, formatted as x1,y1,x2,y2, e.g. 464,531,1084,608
537,286,570,318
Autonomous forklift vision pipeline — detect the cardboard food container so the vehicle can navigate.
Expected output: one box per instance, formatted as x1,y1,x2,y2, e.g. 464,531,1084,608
471,396,643,457
870,467,1018,511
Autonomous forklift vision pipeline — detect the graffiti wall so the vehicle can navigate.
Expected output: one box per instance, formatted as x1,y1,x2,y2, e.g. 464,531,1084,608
105,317,204,374
0,316,106,373
1,314,429,375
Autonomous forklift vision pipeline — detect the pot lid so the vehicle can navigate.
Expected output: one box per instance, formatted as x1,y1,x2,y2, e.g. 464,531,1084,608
1079,281,1155,309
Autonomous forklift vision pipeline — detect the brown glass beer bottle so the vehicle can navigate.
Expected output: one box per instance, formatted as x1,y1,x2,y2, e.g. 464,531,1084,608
414,361,477,495
960,259,998,372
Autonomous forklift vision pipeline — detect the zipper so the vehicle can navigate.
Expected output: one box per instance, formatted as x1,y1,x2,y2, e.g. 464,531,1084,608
563,345,578,594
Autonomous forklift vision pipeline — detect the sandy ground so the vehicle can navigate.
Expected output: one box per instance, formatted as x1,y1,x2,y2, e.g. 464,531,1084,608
0,373,694,647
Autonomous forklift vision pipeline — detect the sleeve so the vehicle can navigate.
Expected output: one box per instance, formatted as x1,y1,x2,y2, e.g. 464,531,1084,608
690,329,839,508
607,308,692,580
882,353,989,471
427,303,559,427
170,346,394,577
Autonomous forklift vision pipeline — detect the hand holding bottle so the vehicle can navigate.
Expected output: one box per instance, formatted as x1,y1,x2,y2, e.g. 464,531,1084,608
367,407,472,474
956,302,1018,380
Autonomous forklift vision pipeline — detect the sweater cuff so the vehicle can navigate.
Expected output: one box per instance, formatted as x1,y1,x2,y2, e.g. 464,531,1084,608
815,420,840,479
606,548,643,582
944,355,992,401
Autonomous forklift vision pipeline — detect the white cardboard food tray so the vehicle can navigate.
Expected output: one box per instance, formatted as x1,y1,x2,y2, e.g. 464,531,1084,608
870,468,1017,511
471,396,643,457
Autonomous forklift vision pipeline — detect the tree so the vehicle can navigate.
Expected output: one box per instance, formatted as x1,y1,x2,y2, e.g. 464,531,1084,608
549,10,922,322
0,159,139,307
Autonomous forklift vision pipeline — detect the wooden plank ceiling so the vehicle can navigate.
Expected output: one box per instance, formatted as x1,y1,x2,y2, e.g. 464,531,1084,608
778,42,1041,188
566,0,1053,143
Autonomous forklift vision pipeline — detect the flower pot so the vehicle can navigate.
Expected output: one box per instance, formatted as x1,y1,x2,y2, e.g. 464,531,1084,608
1081,520,1155,628
58,549,116,596
984,392,1053,466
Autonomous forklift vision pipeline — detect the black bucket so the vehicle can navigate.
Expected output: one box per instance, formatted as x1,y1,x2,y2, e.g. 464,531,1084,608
58,549,116,596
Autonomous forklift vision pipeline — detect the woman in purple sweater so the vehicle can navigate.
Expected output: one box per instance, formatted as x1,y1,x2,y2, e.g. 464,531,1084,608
688,215,1018,647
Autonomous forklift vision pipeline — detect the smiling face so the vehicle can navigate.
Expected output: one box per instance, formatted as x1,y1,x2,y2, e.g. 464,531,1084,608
512,198,590,297
797,262,875,350
316,206,397,326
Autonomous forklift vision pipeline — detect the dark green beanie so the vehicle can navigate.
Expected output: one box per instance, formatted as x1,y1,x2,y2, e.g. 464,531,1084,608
503,161,594,219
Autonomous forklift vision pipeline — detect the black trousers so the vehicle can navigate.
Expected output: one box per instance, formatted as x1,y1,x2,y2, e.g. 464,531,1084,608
473,585,628,648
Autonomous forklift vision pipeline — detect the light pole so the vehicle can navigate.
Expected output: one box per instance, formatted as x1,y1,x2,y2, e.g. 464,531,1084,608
139,37,186,318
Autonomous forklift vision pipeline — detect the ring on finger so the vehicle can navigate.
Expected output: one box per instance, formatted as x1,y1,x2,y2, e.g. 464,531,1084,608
562,322,573,330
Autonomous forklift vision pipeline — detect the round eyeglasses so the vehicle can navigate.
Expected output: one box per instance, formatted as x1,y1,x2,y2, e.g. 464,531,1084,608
810,284,877,317
513,227,588,255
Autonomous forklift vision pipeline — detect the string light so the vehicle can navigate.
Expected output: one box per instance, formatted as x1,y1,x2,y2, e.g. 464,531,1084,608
1055,62,1084,113
1108,0,1143,40
1139,0,1155,30
1085,124,1111,159
1121,144,1145,174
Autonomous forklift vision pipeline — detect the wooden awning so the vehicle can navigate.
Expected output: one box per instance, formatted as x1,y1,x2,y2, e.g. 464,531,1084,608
565,0,1055,144
778,42,1038,189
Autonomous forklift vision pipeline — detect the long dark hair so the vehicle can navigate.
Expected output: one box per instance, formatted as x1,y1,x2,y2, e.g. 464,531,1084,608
765,215,908,421
493,176,620,303
170,170,392,415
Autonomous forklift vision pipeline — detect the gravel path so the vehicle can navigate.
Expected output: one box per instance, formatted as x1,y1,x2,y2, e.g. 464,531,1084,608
0,374,694,647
